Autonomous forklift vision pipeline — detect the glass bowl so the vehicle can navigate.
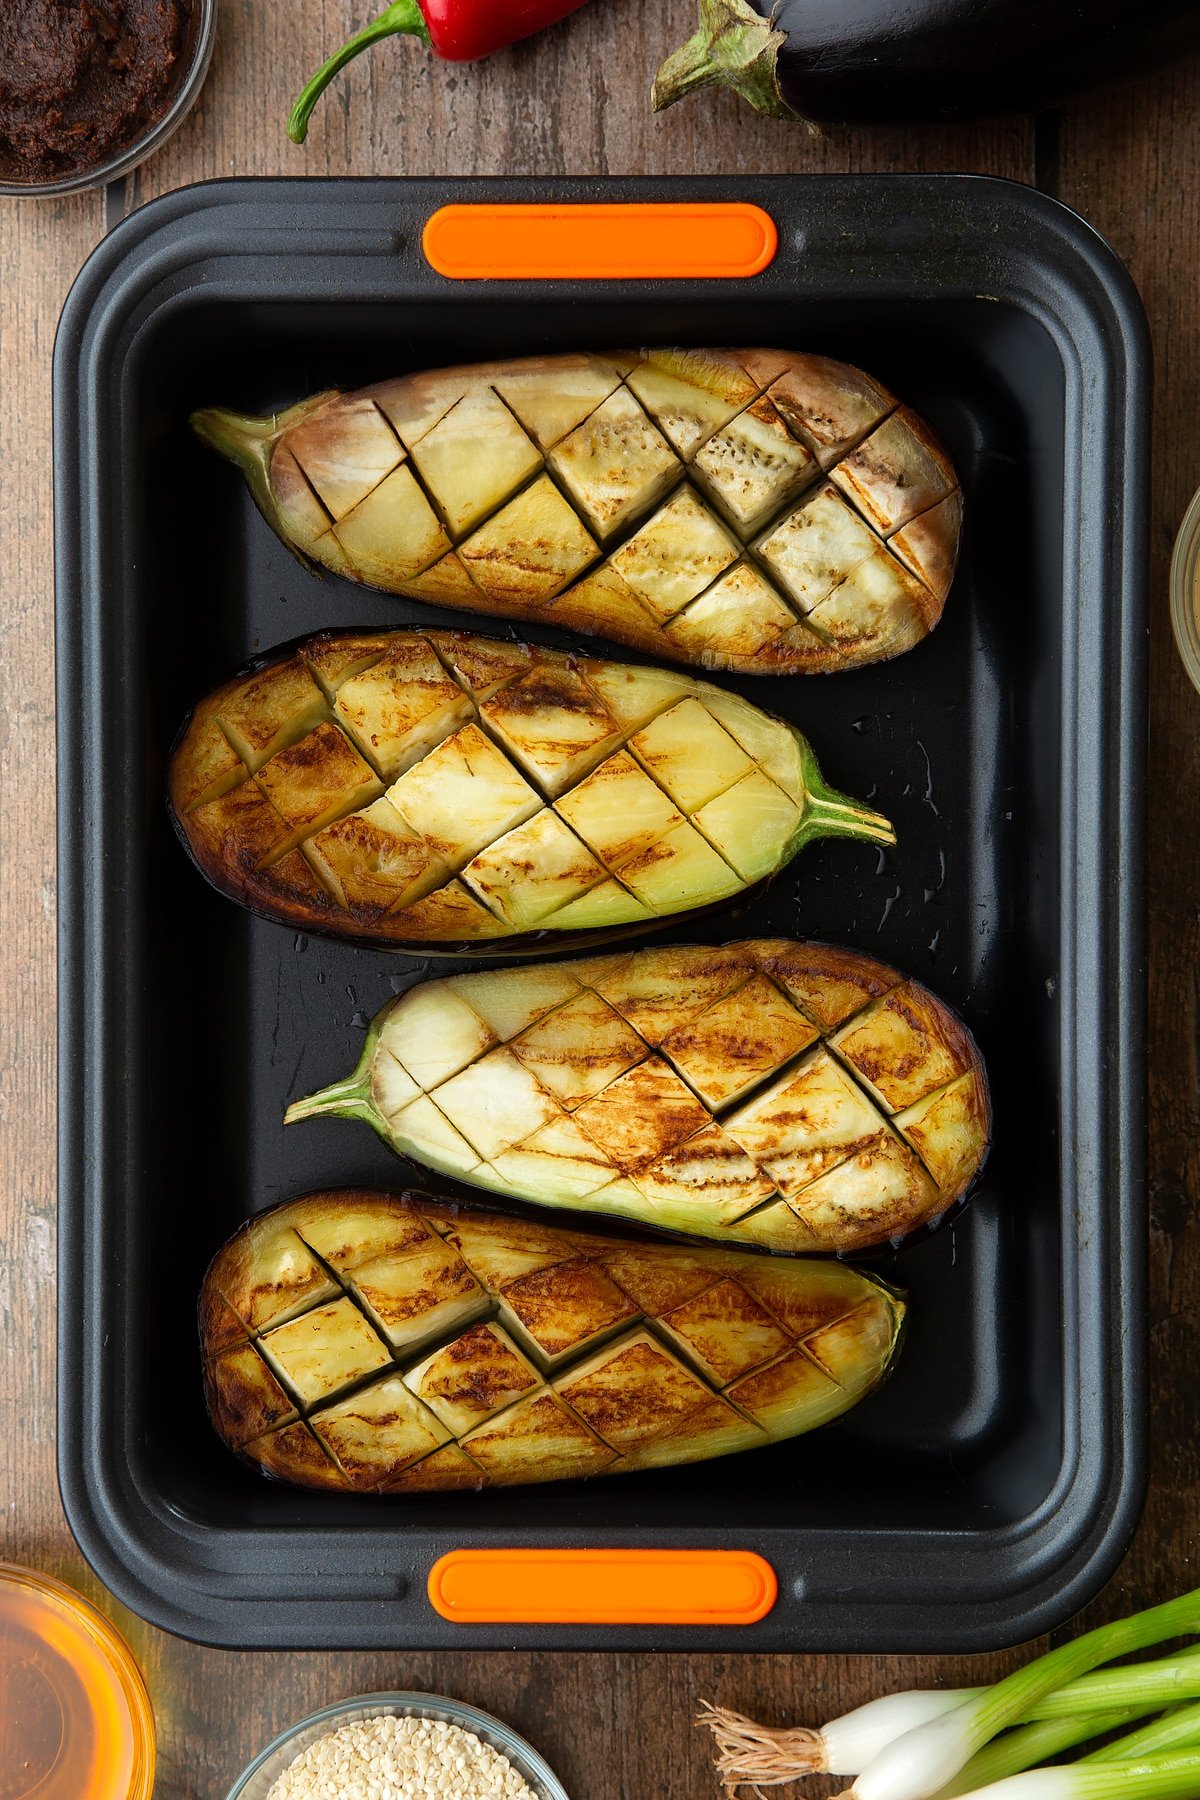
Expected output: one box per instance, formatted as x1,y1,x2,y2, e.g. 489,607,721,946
0,0,217,198
0,1561,155,1800
1171,482,1200,696
225,1692,570,1800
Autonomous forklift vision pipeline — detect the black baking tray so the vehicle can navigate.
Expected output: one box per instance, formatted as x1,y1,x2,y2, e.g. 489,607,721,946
55,175,1148,1651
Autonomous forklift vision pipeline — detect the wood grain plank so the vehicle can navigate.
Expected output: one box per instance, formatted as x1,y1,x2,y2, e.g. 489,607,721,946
0,190,103,1574
1053,59,1200,1608
133,0,1032,195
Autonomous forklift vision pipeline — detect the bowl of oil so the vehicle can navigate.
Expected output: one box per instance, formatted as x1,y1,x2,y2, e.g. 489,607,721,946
0,1562,154,1800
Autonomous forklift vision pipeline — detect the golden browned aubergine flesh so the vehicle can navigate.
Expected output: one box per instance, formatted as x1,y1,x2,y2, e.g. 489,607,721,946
168,629,892,950
192,350,961,674
287,939,990,1254
201,1189,905,1492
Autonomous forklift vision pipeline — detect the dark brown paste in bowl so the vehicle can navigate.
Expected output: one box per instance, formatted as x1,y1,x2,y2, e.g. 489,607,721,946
0,0,189,186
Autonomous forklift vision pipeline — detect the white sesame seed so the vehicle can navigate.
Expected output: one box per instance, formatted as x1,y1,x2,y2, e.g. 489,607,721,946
263,1713,546,1800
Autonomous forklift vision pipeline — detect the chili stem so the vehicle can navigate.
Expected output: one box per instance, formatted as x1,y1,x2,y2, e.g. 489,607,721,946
289,0,431,143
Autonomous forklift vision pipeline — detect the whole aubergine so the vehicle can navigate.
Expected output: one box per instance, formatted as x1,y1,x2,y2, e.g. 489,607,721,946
286,939,990,1253
168,628,892,951
201,1189,905,1492
653,0,1200,124
192,348,961,675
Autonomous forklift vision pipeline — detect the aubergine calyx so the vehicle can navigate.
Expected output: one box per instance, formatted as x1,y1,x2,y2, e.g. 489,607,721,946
793,737,895,854
190,395,326,504
190,395,338,572
652,0,807,122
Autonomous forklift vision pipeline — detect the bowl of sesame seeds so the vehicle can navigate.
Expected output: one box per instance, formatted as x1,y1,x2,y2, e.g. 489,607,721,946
225,1692,570,1800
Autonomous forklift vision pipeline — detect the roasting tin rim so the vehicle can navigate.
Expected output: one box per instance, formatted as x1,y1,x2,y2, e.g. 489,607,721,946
54,174,1148,1651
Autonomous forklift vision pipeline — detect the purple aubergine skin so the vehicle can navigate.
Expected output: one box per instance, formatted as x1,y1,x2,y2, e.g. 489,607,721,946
652,0,1200,124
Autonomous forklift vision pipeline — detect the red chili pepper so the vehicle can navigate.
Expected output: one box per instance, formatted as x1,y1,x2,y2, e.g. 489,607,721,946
288,0,591,142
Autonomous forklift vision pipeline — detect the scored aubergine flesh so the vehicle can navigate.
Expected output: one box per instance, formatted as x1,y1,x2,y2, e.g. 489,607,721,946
192,349,962,675
201,1189,906,1492
168,628,892,948
286,939,990,1254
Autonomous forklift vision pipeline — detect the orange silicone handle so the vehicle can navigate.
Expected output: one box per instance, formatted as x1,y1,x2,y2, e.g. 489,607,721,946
427,1548,778,1626
422,203,778,281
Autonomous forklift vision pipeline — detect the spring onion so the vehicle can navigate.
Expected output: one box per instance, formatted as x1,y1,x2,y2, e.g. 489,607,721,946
937,1714,1143,1798
704,1660,1200,1786
703,1589,1200,1797
701,1704,1149,1795
952,1753,1200,1800
1023,1658,1200,1721
699,1692,979,1784
1083,1703,1200,1764
840,1589,1200,1800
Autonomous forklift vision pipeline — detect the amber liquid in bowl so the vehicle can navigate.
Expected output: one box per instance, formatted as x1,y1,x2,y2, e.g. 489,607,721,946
0,1567,153,1800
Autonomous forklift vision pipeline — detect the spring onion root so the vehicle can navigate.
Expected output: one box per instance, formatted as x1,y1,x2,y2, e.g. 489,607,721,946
703,1588,1200,1798
704,1669,1199,1789
701,1706,1142,1798
843,1590,1200,1800
699,1693,979,1784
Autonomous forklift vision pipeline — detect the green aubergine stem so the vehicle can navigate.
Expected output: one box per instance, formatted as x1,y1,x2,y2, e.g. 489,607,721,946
652,0,803,121
190,399,335,565
795,736,895,851
285,1066,480,1193
285,1010,384,1132
284,1069,378,1130
190,405,280,515
288,0,431,144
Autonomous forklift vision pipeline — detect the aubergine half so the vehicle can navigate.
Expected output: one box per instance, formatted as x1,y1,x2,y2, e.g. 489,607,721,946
193,348,961,675
168,627,892,951
201,1189,905,1492
286,940,990,1254
654,0,1200,127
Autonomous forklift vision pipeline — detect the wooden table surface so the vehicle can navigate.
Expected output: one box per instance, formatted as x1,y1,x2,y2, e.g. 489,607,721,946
2,4,1198,1794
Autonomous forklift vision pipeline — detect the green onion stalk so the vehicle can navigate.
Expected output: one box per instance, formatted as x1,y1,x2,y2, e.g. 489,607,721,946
841,1591,1200,1800
701,1592,1200,1795
950,1753,1200,1800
